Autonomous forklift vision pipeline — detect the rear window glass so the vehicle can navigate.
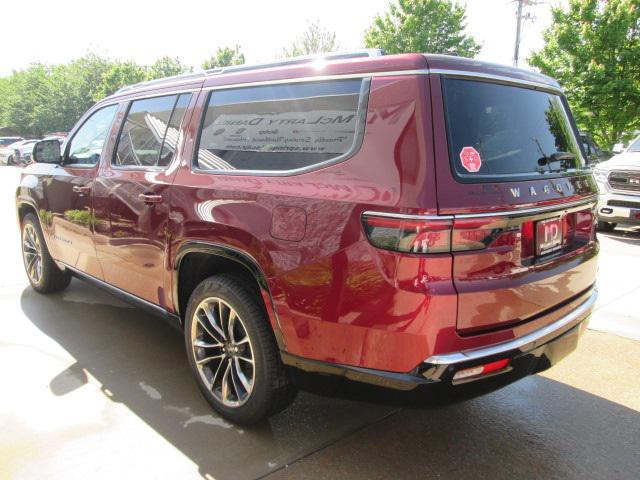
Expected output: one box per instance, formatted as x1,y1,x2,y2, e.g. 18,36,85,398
442,78,586,182
195,79,365,173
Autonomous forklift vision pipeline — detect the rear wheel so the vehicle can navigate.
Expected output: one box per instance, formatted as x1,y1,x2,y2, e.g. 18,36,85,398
184,275,296,424
21,213,71,293
596,221,616,232
7,156,14,166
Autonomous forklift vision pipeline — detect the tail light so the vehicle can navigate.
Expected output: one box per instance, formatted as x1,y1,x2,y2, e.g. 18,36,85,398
363,207,595,256
362,216,451,253
362,214,515,254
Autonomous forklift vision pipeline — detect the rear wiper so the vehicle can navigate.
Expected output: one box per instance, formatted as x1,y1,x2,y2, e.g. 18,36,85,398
538,151,576,166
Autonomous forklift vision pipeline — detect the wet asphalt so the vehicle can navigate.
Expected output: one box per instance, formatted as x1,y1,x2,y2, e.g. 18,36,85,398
1,166,638,479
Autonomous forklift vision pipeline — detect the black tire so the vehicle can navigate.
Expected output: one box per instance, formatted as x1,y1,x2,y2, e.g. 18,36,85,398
184,274,296,424
596,221,616,232
7,156,14,166
21,213,72,293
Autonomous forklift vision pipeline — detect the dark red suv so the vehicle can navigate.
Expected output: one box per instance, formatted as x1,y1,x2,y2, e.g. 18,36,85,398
16,51,598,424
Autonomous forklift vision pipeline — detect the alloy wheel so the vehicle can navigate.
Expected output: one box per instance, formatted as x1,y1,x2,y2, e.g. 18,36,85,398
22,223,43,285
191,297,255,407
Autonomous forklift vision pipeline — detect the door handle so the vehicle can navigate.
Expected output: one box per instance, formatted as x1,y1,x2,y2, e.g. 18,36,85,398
138,193,163,204
72,185,91,194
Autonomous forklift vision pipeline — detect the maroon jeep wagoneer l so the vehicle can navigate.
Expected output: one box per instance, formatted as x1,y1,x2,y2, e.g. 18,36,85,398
17,51,598,424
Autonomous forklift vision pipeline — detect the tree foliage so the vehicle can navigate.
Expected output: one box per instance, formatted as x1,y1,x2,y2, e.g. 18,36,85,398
283,20,339,57
364,0,481,57
202,46,246,69
529,0,640,149
0,53,190,136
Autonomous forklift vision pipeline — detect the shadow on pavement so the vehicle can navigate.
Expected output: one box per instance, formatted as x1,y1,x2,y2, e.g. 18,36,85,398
597,227,640,246
20,280,640,480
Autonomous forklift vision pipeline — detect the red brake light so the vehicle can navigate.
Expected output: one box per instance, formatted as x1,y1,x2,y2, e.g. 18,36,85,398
520,220,535,260
362,215,451,254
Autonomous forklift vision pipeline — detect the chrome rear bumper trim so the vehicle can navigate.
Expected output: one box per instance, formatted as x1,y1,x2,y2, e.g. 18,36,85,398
424,288,597,365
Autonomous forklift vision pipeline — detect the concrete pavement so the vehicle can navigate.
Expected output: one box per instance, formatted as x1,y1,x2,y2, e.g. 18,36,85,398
1,166,638,479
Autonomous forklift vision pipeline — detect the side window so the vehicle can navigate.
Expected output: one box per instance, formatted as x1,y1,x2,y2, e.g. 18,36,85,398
195,79,365,172
114,93,191,168
159,94,191,166
67,105,118,166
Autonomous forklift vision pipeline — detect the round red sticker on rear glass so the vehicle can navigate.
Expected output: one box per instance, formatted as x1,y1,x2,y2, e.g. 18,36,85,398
459,146,482,173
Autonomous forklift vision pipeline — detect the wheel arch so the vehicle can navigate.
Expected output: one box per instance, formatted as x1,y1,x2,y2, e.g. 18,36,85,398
173,241,286,349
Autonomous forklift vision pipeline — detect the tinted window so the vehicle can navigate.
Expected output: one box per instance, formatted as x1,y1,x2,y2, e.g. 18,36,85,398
442,79,586,181
67,105,118,165
159,94,191,166
114,94,191,168
629,137,640,152
196,79,364,172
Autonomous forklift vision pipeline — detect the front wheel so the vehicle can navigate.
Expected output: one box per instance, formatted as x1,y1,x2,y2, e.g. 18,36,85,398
184,275,296,424
21,213,71,293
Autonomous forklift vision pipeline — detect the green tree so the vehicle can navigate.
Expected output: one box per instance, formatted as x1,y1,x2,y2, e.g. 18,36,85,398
364,0,481,57
529,0,640,149
283,20,339,57
94,60,147,99
147,56,189,79
202,46,245,69
0,53,193,136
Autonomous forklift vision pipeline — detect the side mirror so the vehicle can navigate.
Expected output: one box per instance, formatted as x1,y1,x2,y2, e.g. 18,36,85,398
32,140,62,164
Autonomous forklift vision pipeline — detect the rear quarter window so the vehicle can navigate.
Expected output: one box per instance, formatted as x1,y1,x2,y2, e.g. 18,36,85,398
195,79,368,174
442,78,587,182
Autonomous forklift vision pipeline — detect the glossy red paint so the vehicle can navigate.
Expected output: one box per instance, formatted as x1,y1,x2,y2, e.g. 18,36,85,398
16,53,598,378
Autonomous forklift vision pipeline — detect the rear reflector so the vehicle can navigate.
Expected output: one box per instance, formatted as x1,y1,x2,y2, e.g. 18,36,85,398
452,358,511,381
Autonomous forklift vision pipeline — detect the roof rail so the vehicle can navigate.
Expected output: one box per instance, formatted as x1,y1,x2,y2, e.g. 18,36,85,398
205,49,385,76
113,49,384,95
115,71,206,94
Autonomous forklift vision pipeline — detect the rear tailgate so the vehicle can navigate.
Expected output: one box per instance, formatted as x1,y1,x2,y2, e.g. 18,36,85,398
430,73,599,334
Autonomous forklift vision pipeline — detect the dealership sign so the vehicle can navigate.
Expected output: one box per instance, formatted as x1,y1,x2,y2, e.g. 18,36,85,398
202,110,357,154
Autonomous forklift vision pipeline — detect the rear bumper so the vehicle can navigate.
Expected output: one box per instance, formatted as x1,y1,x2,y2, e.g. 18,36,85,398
282,287,596,391
597,192,640,225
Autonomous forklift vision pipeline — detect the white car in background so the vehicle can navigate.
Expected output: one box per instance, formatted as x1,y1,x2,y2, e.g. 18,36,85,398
0,137,23,147
0,139,37,166
593,134,640,231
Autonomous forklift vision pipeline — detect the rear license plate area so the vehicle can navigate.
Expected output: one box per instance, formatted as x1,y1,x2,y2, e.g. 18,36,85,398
536,217,563,256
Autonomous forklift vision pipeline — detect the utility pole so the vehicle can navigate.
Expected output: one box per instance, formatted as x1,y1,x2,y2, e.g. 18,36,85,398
513,0,541,67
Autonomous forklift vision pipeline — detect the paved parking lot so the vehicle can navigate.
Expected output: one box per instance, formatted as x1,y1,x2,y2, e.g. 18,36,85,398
1,166,639,479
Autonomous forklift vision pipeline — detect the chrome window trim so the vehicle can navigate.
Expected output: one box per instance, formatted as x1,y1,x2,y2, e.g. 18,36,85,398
362,196,597,221
192,77,371,177
201,70,428,92
362,211,454,221
453,196,597,219
102,68,561,103
424,288,596,365
430,69,563,94
101,87,200,106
